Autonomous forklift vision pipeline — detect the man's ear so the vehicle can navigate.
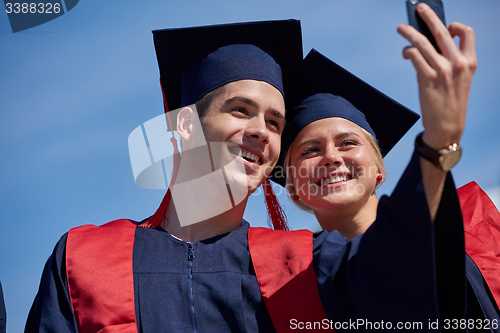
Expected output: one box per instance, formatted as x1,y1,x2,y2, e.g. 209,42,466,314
177,107,195,142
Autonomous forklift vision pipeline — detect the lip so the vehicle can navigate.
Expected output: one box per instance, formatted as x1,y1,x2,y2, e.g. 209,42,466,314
227,144,265,167
320,178,354,190
234,155,261,170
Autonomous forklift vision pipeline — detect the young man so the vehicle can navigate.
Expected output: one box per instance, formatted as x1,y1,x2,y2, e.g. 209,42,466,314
25,20,305,332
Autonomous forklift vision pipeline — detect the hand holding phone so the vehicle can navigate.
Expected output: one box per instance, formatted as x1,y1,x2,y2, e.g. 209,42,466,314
406,0,446,52
399,0,477,152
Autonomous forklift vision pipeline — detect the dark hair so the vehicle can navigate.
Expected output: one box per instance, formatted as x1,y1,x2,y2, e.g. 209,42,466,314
194,85,226,120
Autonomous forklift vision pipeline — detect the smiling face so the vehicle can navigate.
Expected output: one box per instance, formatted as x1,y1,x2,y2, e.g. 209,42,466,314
288,117,384,212
199,79,286,194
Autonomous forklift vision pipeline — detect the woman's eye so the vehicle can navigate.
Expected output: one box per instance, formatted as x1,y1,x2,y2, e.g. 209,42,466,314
340,139,359,147
301,146,320,156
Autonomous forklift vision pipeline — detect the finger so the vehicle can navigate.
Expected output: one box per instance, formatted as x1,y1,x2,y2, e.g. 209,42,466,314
416,3,456,58
398,24,442,70
449,22,477,59
402,45,436,79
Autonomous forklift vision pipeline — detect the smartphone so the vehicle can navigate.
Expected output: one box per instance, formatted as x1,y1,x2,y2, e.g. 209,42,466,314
406,0,446,53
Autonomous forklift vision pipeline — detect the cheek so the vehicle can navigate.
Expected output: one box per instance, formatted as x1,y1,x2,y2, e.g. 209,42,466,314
349,150,378,179
291,160,315,186
344,149,368,167
268,136,281,162
345,149,364,164
206,117,242,141
202,125,224,143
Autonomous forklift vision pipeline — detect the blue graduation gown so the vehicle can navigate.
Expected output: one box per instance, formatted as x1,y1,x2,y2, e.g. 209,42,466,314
25,151,498,332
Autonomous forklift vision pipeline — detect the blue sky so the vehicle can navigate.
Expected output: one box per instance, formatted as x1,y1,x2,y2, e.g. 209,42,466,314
1,0,499,331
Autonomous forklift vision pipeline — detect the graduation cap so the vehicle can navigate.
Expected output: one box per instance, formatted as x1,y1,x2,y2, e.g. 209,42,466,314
270,49,420,186
152,19,303,115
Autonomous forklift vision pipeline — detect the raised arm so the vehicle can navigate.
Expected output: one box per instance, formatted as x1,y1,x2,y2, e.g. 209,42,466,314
397,2,477,221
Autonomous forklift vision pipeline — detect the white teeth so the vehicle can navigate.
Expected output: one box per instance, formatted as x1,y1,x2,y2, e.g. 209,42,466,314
321,175,348,186
238,150,261,165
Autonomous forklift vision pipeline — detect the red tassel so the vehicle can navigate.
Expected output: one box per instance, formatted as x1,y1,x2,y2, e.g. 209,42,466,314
263,178,289,231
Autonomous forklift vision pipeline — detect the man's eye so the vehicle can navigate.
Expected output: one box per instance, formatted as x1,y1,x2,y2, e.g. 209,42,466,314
233,107,247,114
266,119,279,130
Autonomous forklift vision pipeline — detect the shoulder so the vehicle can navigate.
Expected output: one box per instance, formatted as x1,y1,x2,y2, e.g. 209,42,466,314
68,219,139,241
69,218,139,232
67,219,139,255
248,227,314,252
313,229,347,248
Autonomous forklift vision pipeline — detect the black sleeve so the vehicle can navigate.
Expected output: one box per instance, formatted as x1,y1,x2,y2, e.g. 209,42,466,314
25,233,78,333
432,171,467,326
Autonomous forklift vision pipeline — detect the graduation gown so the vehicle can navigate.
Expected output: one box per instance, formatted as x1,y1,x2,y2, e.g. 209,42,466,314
25,152,492,332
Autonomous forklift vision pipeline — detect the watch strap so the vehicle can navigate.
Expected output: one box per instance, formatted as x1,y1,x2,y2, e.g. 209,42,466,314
415,132,441,166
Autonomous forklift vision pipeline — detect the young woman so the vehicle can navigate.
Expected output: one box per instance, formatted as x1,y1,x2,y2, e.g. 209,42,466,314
273,5,499,330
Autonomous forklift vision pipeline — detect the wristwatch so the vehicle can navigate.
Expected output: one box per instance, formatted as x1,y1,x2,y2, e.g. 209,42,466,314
415,132,462,171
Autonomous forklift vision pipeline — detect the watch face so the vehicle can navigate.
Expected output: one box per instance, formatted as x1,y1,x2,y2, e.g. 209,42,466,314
440,149,462,171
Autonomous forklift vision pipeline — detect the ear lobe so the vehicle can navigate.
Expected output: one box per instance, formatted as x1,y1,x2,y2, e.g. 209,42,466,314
378,168,385,181
375,168,385,187
287,185,300,201
177,107,195,141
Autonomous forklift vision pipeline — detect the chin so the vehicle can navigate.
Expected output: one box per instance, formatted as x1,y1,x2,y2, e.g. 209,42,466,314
330,188,375,208
221,161,250,204
305,196,350,210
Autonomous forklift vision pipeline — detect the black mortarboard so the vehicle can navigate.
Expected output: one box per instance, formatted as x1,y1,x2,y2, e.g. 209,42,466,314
152,19,303,113
270,49,420,186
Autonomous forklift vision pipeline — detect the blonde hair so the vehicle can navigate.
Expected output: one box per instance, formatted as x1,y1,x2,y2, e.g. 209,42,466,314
285,126,386,213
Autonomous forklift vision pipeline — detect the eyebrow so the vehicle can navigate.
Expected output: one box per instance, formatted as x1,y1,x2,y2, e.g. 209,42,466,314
223,96,257,109
296,131,360,150
223,96,286,128
297,139,321,150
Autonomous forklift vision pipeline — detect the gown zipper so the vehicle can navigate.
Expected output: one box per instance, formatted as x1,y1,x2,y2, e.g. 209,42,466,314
188,243,197,333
